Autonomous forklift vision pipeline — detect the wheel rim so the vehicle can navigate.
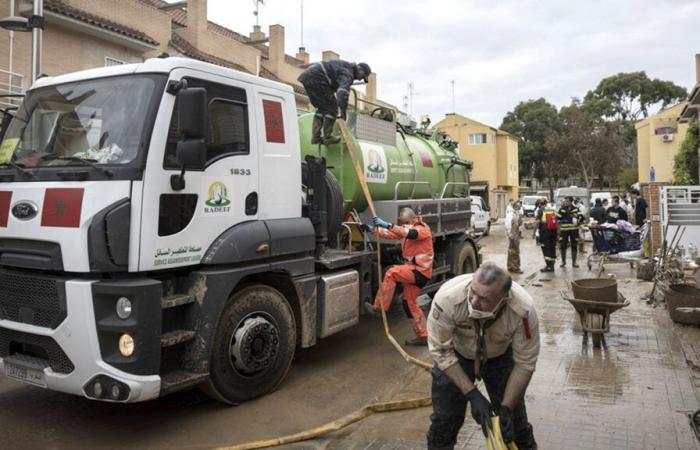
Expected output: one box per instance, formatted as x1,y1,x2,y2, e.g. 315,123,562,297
229,313,280,376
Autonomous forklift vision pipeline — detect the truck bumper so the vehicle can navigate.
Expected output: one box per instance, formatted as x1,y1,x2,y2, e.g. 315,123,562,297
0,278,161,402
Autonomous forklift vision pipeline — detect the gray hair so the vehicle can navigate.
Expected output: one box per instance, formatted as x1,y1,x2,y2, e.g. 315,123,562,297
399,207,416,218
475,261,512,293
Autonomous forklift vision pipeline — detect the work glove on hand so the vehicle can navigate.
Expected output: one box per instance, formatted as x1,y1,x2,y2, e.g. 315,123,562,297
497,405,515,442
373,217,392,229
358,223,373,234
465,388,494,437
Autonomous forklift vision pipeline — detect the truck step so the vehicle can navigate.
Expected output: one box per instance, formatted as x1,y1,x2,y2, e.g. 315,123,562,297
161,330,196,348
160,370,208,396
161,293,196,309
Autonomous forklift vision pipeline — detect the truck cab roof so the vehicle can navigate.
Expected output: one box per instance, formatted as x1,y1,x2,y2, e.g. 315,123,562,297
31,57,294,95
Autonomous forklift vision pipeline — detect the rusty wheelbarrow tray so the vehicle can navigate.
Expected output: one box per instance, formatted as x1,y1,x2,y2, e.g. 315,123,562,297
560,290,629,348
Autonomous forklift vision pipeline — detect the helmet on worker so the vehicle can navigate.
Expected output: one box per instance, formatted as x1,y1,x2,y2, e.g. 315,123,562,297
355,63,371,83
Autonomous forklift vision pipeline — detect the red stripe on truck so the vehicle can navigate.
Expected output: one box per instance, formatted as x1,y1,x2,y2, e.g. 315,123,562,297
41,188,84,228
0,191,12,227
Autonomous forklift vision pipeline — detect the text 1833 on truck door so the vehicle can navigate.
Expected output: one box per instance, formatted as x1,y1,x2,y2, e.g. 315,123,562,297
0,57,479,404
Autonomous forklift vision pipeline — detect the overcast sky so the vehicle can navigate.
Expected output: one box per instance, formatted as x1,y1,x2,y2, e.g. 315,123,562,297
205,0,699,127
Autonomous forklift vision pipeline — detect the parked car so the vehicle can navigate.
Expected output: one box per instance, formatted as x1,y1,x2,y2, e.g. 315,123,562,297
470,203,491,236
521,195,539,216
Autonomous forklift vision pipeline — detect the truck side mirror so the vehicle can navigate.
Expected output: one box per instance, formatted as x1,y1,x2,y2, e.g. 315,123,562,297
178,87,207,139
171,87,207,191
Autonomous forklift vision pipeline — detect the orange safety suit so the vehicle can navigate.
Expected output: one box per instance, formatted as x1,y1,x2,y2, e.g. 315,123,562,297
372,217,434,338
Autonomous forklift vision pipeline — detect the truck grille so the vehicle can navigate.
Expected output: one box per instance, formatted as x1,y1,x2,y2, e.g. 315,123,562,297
0,328,74,374
0,271,66,329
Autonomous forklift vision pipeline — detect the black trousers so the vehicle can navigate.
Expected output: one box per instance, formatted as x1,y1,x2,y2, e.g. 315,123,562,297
299,78,337,118
427,348,537,450
540,230,557,266
559,229,579,261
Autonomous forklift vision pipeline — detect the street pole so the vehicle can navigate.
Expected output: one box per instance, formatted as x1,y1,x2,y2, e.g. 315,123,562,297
31,0,43,84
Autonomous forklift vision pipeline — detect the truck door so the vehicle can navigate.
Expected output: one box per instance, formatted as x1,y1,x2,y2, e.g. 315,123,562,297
138,70,259,271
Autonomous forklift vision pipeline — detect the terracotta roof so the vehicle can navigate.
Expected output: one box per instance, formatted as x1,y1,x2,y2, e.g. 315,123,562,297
138,0,304,65
170,34,250,73
45,0,159,46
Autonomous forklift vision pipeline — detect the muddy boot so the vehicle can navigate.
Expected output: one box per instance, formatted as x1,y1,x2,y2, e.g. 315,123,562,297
311,114,323,144
405,336,428,346
572,248,579,268
322,117,341,145
363,302,379,318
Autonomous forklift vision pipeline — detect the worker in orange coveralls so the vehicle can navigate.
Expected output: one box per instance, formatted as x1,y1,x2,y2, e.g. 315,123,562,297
363,207,434,346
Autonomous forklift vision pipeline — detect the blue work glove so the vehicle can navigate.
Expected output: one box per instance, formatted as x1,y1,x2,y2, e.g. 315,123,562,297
373,217,392,229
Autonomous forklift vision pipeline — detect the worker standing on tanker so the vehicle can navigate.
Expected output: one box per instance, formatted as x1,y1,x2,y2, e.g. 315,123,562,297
298,60,371,145
426,262,539,450
363,208,433,346
557,196,582,268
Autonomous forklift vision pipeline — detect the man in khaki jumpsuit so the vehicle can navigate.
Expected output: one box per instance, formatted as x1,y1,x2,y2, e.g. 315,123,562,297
426,262,539,450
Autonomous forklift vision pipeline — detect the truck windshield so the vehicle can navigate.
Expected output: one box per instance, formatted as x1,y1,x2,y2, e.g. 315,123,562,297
0,75,163,168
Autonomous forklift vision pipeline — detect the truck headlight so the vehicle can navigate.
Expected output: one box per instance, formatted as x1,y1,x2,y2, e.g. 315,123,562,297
116,297,132,319
119,334,134,357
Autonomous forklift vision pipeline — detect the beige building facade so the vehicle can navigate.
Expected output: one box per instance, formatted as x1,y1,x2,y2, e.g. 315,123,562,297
435,113,519,218
636,102,689,183
0,0,383,112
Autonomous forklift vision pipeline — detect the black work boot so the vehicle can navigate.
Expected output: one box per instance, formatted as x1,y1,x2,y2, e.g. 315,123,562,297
311,115,323,144
322,117,341,145
560,247,566,267
572,248,579,268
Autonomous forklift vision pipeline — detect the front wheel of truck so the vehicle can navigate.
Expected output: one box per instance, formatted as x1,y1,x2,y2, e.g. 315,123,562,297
204,284,296,405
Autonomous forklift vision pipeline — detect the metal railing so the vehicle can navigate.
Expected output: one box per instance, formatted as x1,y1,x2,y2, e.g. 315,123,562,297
439,182,470,199
0,69,25,109
393,181,434,200
661,186,700,226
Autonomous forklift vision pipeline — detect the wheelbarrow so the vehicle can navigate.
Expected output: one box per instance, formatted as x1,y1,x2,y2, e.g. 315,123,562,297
561,278,630,348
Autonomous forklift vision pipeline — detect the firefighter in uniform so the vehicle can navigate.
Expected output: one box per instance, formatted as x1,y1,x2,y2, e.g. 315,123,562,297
364,208,433,346
426,262,540,450
297,60,371,145
534,200,557,272
557,196,582,268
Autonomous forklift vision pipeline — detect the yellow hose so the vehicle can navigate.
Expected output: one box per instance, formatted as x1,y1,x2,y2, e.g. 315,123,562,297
486,417,519,450
218,120,434,449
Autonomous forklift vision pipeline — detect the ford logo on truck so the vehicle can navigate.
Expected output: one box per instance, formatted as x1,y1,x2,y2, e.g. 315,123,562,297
12,202,38,220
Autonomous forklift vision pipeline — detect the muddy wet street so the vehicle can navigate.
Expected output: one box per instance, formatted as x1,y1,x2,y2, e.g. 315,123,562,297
0,223,698,449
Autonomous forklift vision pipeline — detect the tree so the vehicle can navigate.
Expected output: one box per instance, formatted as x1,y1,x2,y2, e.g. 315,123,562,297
584,72,688,167
500,98,563,191
547,102,624,189
672,122,699,185
616,167,638,190
584,72,688,122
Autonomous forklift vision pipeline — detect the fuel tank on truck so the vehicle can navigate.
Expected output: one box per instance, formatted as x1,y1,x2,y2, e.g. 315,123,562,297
298,110,469,215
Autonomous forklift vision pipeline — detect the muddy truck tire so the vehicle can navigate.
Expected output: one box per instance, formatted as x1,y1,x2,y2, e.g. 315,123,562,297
204,284,296,405
451,241,477,276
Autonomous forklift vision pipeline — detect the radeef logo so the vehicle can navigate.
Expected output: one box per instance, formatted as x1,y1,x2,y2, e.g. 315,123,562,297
366,148,385,173
205,181,231,213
